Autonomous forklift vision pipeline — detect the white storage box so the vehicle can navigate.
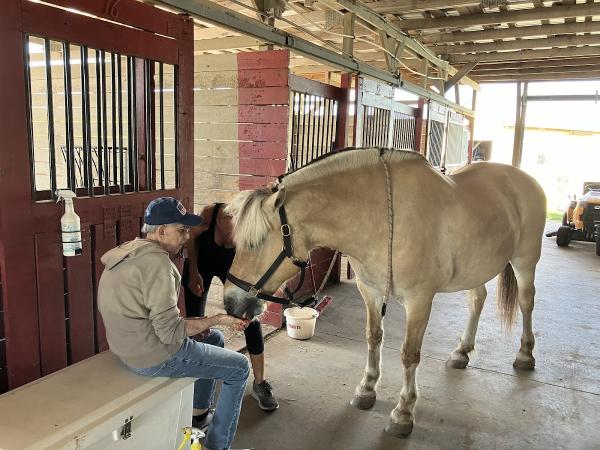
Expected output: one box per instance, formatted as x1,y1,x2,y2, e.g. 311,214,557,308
0,352,194,450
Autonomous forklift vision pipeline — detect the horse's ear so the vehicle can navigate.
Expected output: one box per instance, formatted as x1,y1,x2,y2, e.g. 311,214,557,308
272,186,286,209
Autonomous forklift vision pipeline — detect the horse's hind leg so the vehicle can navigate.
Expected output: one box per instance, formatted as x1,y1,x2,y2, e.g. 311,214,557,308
511,259,537,370
386,292,433,438
447,285,487,369
351,281,384,410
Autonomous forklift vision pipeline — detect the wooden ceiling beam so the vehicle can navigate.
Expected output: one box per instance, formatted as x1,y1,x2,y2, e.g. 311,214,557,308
211,2,377,37
291,64,337,74
474,70,600,82
448,45,600,63
194,15,375,39
399,3,600,31
471,64,600,77
436,34,600,54
470,57,600,71
330,0,479,89
194,36,263,51
331,0,448,68
563,0,577,25
358,0,480,15
421,20,600,44
289,53,385,67
194,25,236,40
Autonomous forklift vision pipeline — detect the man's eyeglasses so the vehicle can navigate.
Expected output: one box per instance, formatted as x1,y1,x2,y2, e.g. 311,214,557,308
170,225,191,235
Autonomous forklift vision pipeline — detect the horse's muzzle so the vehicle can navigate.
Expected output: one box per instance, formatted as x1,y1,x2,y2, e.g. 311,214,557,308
223,291,265,320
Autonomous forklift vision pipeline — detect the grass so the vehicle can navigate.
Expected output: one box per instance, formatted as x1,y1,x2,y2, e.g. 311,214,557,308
547,210,564,221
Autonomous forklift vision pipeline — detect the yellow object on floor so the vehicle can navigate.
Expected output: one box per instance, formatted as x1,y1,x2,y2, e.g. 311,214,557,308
178,427,205,450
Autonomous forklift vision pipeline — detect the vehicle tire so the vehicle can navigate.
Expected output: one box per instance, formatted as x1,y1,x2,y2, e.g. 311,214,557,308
562,212,568,226
556,226,572,247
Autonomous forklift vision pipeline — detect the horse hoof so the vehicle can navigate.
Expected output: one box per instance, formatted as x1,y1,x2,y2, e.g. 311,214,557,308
446,357,469,369
513,357,535,371
385,420,413,438
350,393,376,410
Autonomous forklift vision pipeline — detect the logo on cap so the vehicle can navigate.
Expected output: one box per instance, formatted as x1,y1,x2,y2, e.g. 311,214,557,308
177,202,187,215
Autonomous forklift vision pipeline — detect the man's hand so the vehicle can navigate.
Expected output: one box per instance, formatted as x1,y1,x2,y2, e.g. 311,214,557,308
188,272,204,296
192,327,212,341
217,314,250,332
185,314,249,337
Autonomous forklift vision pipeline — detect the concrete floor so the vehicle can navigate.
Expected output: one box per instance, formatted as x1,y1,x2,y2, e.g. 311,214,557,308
230,221,600,450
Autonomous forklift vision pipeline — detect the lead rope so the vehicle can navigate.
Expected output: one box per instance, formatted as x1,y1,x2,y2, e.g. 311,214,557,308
379,152,394,318
308,250,340,301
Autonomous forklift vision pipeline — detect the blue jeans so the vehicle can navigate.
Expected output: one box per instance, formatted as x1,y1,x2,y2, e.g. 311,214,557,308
127,331,250,450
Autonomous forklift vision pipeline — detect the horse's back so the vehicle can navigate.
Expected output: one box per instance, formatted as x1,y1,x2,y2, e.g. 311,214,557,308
429,162,547,290
451,162,545,213
451,162,546,253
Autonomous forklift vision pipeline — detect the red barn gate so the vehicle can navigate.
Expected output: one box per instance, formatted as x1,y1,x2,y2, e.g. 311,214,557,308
0,0,194,392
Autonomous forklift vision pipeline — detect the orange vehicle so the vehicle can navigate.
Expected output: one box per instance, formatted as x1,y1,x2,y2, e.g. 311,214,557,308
557,184,600,256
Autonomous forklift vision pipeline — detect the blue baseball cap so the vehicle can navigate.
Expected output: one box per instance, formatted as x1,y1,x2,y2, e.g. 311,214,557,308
144,197,203,227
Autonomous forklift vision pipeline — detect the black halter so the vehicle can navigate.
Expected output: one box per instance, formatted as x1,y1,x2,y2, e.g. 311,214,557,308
226,206,314,307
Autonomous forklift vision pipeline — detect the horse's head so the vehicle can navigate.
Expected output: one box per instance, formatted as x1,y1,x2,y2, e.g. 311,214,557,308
223,185,308,319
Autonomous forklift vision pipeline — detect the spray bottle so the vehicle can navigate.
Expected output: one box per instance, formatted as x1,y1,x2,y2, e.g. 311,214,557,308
56,189,82,256
177,427,205,450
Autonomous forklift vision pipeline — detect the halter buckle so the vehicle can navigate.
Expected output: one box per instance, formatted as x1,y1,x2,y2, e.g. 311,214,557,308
248,286,260,297
281,224,291,237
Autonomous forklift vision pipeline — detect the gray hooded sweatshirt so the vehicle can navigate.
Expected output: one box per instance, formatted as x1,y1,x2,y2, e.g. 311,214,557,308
98,238,187,368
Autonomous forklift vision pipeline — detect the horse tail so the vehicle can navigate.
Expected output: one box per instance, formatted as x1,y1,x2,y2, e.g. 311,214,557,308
496,263,519,331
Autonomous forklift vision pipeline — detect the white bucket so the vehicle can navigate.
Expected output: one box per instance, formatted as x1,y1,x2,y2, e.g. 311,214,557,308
283,307,319,340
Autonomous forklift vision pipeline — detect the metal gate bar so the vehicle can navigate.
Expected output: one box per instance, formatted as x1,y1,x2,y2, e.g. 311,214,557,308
117,56,125,190
289,91,340,170
26,37,178,199
392,111,416,150
362,105,391,147
81,46,92,193
158,62,165,190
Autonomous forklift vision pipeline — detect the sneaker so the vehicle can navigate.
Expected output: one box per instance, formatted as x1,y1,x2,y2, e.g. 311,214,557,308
191,409,214,432
252,380,279,411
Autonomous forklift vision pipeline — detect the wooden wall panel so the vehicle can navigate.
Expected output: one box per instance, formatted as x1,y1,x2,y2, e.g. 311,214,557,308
238,105,289,124
196,106,238,124
195,141,238,158
193,50,290,210
236,52,289,191
237,50,289,70
194,54,237,72
65,226,95,364
91,224,116,353
238,141,288,159
195,90,239,107
194,55,239,210
34,233,67,375
238,159,286,177
195,156,239,174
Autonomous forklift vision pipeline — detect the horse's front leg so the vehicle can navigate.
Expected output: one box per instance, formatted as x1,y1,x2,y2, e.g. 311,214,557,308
351,281,384,410
386,293,433,438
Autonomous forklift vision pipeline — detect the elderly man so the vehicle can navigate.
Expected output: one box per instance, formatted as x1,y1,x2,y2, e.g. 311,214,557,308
98,197,251,450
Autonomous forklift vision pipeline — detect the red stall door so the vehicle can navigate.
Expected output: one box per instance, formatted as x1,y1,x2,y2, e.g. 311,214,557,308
0,0,193,392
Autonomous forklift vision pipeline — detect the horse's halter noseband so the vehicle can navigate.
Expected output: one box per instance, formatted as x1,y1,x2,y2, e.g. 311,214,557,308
226,206,314,307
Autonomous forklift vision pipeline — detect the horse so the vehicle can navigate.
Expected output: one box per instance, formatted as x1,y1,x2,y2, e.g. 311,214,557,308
222,147,546,437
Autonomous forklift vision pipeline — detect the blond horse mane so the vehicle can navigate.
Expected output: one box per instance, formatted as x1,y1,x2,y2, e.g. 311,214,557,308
224,187,274,250
225,148,426,250
283,147,424,187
